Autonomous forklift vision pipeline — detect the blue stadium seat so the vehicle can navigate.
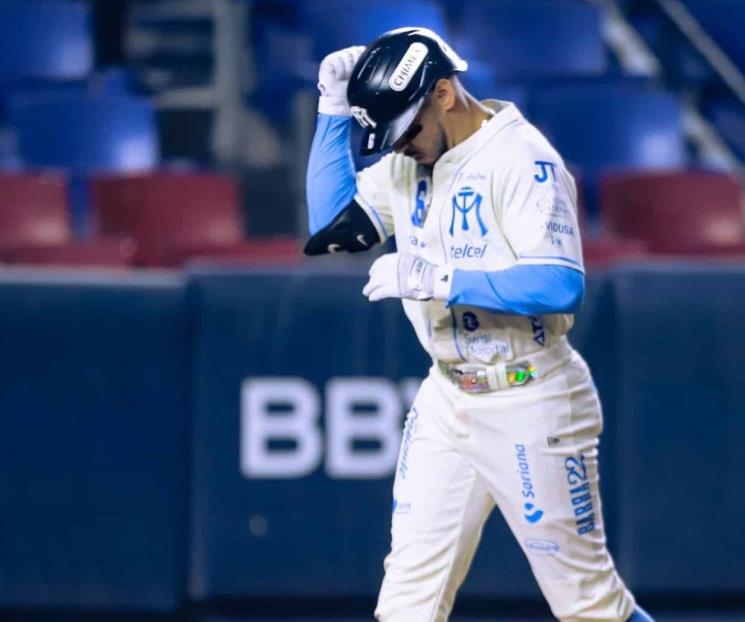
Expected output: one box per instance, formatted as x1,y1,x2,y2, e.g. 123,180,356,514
6,92,158,173
251,0,448,125
300,0,448,60
6,92,159,233
531,85,687,173
455,0,607,80
6,67,138,104
458,64,528,109
0,0,93,83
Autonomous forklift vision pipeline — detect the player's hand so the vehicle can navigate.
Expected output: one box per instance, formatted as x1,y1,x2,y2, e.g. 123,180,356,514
363,252,454,302
317,45,366,116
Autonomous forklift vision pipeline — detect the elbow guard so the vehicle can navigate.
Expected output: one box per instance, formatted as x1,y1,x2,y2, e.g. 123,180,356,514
304,200,382,256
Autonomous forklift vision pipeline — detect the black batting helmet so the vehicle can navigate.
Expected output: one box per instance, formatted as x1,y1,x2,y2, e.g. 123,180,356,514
347,27,468,156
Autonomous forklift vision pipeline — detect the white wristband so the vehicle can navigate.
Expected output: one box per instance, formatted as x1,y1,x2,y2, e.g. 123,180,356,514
318,95,351,116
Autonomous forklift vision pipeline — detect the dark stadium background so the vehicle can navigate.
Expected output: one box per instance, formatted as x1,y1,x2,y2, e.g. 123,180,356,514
0,1,744,621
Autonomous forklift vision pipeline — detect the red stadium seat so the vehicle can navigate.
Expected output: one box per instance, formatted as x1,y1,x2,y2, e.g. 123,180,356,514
600,170,745,254
0,172,135,267
582,236,649,270
0,172,69,247
91,172,303,266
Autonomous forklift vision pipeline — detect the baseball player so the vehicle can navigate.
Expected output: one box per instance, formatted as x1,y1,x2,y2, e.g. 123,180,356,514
304,27,654,622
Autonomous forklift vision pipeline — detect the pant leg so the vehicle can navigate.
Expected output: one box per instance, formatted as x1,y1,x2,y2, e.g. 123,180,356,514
465,352,636,622
375,376,495,622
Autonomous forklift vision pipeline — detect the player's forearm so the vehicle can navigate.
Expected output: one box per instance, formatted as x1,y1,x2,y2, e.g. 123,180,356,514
448,264,584,315
306,114,357,234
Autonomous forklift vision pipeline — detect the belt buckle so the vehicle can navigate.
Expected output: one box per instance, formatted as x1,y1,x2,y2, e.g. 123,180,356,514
506,362,537,387
440,362,491,394
454,367,490,394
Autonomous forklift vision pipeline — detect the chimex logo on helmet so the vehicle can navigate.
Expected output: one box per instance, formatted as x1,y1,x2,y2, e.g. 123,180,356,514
389,42,428,92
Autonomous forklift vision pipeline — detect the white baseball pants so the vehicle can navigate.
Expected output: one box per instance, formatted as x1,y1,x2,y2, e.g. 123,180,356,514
375,345,636,622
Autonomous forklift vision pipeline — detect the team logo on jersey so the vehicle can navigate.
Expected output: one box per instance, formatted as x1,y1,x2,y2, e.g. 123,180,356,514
449,186,487,237
350,106,377,128
534,160,558,183
411,179,428,227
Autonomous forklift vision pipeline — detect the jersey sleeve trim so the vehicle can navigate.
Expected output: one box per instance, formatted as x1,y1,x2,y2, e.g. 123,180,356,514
517,254,585,273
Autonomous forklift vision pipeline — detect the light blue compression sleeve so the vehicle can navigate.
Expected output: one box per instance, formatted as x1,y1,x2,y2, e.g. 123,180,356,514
306,114,357,235
448,264,584,315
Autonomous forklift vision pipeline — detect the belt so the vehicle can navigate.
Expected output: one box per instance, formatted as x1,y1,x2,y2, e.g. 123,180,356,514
437,338,573,394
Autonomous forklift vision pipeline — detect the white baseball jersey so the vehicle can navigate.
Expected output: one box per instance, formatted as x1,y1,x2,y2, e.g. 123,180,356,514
351,102,638,621
354,100,583,365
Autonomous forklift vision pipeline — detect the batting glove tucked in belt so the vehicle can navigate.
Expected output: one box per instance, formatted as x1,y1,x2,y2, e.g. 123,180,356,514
317,45,366,116
363,252,454,302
